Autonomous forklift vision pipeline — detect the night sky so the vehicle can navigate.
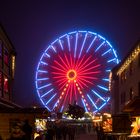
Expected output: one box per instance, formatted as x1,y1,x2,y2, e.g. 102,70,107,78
0,1,140,107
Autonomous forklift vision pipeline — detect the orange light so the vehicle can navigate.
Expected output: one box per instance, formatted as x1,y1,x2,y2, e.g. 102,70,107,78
66,84,69,87
67,69,77,81
62,92,64,95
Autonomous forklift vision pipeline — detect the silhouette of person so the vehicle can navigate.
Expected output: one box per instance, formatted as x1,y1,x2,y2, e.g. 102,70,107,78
22,120,32,140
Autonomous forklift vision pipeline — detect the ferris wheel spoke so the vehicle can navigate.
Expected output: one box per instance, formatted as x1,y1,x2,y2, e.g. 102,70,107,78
78,75,98,80
75,82,91,112
102,78,109,82
79,32,88,58
54,82,70,109
53,60,67,71
95,41,105,52
78,64,101,73
69,83,73,104
75,55,86,70
87,94,98,110
101,48,111,56
58,55,70,70
76,79,84,89
38,83,52,90
77,79,88,88
40,61,48,65
80,78,94,86
79,71,101,75
50,45,57,53
41,88,54,98
58,80,68,91
44,52,50,58
61,84,71,112
81,99,88,112
74,82,77,101
86,36,97,53
37,70,48,73
51,71,65,76
36,78,49,81
64,54,71,69
45,93,57,105
77,55,92,71
78,58,97,72
74,32,78,58
105,69,111,72
91,89,105,102
97,85,108,91
98,102,107,110
59,39,64,50
53,75,66,79
67,34,71,52
107,58,116,63
51,65,67,73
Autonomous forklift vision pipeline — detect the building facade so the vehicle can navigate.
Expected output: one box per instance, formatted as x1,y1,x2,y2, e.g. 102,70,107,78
110,41,140,115
0,24,17,108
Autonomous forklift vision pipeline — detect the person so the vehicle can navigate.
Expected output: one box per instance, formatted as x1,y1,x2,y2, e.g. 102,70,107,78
22,120,32,140
88,124,91,134
61,124,67,140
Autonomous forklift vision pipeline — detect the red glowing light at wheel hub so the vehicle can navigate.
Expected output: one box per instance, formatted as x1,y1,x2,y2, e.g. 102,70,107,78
67,69,77,81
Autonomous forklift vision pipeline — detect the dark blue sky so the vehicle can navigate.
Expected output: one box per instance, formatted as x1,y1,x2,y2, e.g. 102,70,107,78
0,0,140,107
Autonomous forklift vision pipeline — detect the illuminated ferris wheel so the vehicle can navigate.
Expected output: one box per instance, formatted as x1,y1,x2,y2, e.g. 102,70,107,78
35,31,119,113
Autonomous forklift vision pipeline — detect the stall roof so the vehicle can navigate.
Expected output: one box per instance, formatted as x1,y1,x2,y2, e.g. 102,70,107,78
123,96,140,114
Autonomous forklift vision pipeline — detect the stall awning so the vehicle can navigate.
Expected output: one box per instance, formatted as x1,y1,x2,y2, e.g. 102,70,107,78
123,96,140,114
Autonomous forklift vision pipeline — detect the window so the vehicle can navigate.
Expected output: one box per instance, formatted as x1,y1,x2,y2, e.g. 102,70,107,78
4,48,9,65
129,87,133,100
4,75,9,93
121,92,126,104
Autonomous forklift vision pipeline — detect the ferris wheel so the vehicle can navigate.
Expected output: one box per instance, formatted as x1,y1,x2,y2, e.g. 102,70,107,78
35,31,119,113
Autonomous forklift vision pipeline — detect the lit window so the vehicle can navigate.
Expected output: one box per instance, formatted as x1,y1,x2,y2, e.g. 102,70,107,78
4,49,9,65
4,75,9,93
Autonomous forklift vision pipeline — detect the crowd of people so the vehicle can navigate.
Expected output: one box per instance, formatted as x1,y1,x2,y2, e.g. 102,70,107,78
35,122,77,140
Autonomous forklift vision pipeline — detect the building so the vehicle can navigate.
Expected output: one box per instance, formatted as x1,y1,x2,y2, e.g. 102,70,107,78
0,24,20,108
109,41,140,134
110,40,140,115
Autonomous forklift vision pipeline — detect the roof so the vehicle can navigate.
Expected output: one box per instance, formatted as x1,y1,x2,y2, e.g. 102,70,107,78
123,96,140,115
0,23,16,54
0,97,22,109
111,40,140,74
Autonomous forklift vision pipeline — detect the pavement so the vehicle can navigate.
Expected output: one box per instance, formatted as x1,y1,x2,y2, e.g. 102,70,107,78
75,132,97,140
